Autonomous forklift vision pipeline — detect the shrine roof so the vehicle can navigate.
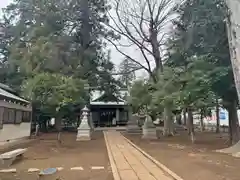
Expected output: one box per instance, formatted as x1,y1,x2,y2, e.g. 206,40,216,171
90,90,128,106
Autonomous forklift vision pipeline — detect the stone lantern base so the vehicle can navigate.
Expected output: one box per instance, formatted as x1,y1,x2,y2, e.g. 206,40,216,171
126,114,142,134
142,128,158,139
141,115,158,139
76,127,91,141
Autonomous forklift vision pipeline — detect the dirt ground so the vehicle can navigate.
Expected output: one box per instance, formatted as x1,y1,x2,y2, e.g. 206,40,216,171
125,131,240,180
0,132,113,180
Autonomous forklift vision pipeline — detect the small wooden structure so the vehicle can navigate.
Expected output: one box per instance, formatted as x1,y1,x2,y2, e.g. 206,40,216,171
90,90,129,127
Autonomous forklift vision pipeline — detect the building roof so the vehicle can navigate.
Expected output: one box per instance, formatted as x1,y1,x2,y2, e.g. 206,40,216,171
92,93,124,102
0,83,16,93
90,101,126,106
0,87,29,103
90,90,128,106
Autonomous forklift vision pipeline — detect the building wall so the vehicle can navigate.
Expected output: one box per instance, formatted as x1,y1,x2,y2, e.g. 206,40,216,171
91,111,99,124
0,100,32,144
0,123,31,143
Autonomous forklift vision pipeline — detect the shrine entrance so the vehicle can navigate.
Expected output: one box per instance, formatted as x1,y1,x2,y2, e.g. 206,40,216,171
90,105,128,127
99,109,116,127
89,90,129,128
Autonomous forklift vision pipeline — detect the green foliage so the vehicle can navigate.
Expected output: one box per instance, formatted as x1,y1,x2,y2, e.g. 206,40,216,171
177,56,216,109
118,58,137,88
162,0,236,111
21,73,86,116
170,0,236,104
124,0,236,120
151,67,181,109
0,0,120,121
129,80,151,113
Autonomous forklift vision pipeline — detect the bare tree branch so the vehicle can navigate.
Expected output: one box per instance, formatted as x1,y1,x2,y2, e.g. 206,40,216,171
111,66,143,75
106,37,152,74
106,0,181,79
114,1,154,57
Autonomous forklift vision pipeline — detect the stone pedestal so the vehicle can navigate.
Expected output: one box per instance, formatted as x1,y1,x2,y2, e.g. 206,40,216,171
126,114,142,134
77,106,92,141
138,114,145,127
142,115,158,139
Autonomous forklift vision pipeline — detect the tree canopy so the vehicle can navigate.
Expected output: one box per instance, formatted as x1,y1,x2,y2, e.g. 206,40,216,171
0,0,120,126
127,0,239,143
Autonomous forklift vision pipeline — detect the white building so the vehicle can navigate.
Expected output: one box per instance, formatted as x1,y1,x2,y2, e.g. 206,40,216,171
193,108,240,126
0,84,32,145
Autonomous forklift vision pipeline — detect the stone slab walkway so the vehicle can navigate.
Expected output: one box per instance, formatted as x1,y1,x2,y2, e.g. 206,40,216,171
104,131,177,180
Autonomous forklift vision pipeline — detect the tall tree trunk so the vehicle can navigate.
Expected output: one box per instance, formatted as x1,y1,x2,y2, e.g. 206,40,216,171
41,119,48,132
80,0,91,49
163,105,174,136
55,116,62,143
216,98,220,133
149,28,163,73
226,100,240,144
200,109,205,132
187,108,195,143
183,109,187,125
226,4,240,106
55,117,62,132
176,113,182,125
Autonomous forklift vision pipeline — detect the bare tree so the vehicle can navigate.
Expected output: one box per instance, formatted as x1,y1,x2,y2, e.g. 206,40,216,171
106,0,180,82
105,0,181,135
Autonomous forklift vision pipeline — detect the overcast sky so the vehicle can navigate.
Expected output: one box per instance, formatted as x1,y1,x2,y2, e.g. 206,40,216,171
0,0,148,78
0,0,11,15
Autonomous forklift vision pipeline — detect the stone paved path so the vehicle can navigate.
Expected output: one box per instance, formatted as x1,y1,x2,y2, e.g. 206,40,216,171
104,131,175,180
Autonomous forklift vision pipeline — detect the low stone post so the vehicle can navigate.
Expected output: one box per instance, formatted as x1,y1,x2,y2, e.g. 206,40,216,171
126,114,142,134
142,115,158,139
76,106,92,141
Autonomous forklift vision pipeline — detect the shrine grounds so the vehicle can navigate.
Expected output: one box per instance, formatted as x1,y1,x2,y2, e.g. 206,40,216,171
0,132,113,180
125,131,240,180
1,131,240,180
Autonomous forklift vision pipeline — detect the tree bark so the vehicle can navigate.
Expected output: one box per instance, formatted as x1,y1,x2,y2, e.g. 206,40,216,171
183,109,187,125
55,117,62,132
163,106,174,136
149,27,163,73
225,7,240,144
216,98,220,133
41,119,48,132
176,114,182,125
225,6,240,111
226,100,240,144
187,108,195,143
54,115,62,143
200,109,205,132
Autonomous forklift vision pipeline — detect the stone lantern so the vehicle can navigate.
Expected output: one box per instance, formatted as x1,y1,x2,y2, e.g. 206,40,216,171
76,106,92,141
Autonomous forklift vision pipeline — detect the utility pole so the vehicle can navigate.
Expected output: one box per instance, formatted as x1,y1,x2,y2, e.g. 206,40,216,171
225,0,240,101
